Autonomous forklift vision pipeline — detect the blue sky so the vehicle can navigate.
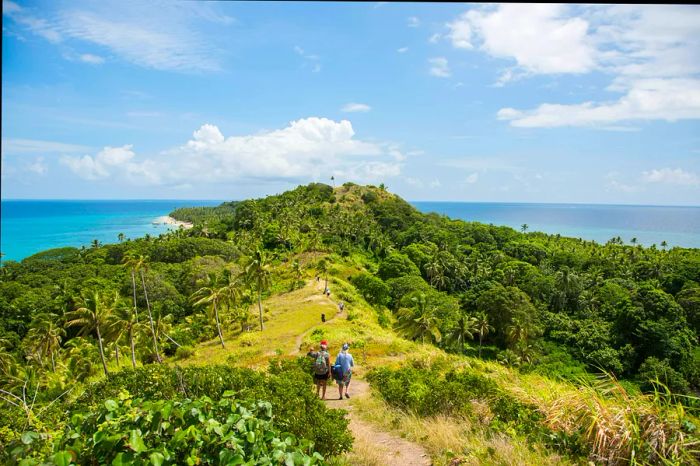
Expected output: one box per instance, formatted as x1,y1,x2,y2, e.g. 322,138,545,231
2,2,699,205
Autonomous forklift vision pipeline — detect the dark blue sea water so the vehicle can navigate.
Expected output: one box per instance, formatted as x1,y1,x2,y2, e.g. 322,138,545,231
1,200,222,262
411,202,700,249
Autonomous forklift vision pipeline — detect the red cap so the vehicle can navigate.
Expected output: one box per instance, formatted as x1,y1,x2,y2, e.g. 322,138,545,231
320,340,328,346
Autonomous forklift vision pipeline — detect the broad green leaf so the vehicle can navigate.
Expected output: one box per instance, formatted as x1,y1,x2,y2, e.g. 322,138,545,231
128,429,147,453
20,431,39,445
149,452,165,466
52,451,72,466
104,399,119,411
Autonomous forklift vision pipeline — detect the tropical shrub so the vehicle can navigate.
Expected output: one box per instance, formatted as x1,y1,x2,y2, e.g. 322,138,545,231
9,394,325,465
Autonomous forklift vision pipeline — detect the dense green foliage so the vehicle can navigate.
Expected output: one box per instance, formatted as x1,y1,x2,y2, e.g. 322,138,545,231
2,181,700,462
10,395,324,465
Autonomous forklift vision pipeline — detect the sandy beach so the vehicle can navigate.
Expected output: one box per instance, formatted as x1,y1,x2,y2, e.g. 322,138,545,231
153,215,193,230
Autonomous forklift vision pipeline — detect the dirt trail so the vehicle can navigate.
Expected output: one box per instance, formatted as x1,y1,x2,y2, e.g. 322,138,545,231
296,280,431,466
323,379,431,466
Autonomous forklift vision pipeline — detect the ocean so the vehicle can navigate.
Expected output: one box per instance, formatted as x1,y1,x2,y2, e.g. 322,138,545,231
1,200,698,263
1,200,222,262
411,202,700,249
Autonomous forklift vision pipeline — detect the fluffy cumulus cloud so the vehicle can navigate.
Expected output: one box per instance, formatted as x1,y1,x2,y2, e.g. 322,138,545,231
448,5,595,76
60,117,402,186
429,57,450,78
61,145,137,180
642,168,700,186
445,4,700,127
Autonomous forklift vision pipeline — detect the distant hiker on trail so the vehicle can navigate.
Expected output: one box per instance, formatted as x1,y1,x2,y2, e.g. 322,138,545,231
313,340,331,400
334,342,354,399
315,275,319,282
306,346,316,359
325,288,331,297
338,301,344,312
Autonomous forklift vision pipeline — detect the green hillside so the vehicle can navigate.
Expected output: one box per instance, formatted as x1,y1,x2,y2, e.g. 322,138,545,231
1,183,698,465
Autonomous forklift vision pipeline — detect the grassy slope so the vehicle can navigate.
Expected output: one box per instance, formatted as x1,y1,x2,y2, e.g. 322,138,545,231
177,253,577,466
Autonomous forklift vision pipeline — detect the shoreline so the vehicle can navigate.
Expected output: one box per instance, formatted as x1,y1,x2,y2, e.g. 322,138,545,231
152,215,193,230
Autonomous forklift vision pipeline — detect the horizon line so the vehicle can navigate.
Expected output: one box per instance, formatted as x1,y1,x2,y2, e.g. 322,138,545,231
2,197,700,209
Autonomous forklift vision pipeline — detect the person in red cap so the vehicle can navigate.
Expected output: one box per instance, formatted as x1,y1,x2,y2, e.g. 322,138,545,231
311,340,331,399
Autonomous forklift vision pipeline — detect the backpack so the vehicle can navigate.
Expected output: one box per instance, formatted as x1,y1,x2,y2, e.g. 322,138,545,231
332,364,343,380
314,351,328,375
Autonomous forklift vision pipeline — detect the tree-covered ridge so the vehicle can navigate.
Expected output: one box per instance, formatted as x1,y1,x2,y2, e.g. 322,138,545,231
1,182,699,464
179,182,699,392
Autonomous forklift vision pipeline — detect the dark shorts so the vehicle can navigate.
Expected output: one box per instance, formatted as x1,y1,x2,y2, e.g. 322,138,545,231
314,373,329,382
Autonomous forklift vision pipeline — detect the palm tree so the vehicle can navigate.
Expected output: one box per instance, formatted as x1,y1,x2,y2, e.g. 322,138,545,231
91,239,101,249
117,232,125,243
521,224,529,233
474,312,493,358
661,240,668,250
123,254,161,363
192,272,227,348
330,176,335,188
630,237,637,246
396,293,442,344
105,296,139,369
65,290,115,377
243,249,272,331
444,314,477,352
24,313,65,372
317,258,329,292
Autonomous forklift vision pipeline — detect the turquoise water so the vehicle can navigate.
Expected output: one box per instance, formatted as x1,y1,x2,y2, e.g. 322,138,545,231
411,202,700,249
1,200,222,262
2,200,698,262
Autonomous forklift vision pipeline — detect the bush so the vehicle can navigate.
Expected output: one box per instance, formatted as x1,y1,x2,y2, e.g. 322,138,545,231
10,395,324,465
350,272,390,307
174,345,195,360
73,363,352,457
377,253,421,281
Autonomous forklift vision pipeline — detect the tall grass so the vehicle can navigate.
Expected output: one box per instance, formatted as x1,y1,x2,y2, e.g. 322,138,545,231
522,373,699,465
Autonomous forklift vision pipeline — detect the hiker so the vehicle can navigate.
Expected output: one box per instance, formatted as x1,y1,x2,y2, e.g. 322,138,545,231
321,313,326,323
338,301,344,312
325,288,331,297
335,342,354,399
312,340,331,399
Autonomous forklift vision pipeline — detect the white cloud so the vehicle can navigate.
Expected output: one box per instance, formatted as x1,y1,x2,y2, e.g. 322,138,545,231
2,138,90,154
465,172,479,184
341,103,371,113
397,47,409,53
60,118,402,186
3,0,22,15
642,168,700,186
459,5,596,75
26,157,48,175
407,16,420,28
429,57,451,78
428,33,442,44
497,79,700,127
443,5,700,127
429,178,441,188
61,145,137,180
5,2,225,72
79,53,105,64
446,13,473,49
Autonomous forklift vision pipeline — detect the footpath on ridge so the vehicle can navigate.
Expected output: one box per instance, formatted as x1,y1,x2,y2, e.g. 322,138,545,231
294,279,431,466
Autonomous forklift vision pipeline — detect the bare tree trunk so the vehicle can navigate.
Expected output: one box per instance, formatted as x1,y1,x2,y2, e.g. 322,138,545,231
129,326,137,369
257,284,264,332
140,270,161,363
131,270,139,321
96,326,109,377
115,345,120,367
213,300,225,348
479,333,483,358
51,351,55,372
